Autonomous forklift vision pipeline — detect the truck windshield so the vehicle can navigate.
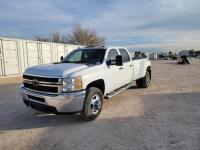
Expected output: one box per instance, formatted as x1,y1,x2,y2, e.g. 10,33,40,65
62,48,106,65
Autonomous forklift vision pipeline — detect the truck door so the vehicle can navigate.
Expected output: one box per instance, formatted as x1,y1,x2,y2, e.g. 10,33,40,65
119,48,133,85
106,49,123,93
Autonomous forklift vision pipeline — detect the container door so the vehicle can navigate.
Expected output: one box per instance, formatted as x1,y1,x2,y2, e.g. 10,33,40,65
2,40,20,76
0,61,2,76
0,45,3,76
26,42,40,67
57,44,65,62
41,43,52,64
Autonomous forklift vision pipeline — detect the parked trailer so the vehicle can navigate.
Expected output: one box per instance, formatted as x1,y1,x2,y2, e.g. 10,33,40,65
0,37,82,77
149,53,158,60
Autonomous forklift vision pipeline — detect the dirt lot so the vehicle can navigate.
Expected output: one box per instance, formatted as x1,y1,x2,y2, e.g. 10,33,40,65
0,60,200,150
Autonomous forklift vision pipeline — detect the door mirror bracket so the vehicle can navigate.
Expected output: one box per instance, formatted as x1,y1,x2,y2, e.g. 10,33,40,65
60,56,64,61
116,55,123,66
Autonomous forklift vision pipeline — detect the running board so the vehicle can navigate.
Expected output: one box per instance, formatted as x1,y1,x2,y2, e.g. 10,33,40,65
104,82,134,99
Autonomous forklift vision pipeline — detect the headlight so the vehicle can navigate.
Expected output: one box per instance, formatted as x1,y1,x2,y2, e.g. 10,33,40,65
62,77,83,92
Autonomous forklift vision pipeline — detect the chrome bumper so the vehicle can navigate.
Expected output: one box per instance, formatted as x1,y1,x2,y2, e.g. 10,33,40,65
20,86,86,113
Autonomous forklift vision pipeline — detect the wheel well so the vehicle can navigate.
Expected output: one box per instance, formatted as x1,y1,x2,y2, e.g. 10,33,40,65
86,79,105,94
147,66,151,79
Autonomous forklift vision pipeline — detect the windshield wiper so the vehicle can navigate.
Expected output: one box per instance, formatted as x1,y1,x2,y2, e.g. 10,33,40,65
74,61,90,63
60,61,74,63
61,60,94,64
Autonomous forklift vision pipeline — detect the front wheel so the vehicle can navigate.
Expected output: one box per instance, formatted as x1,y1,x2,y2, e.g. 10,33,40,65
81,87,103,121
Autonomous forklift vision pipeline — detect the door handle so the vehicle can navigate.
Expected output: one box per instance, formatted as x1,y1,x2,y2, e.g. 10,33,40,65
129,65,133,67
119,67,123,70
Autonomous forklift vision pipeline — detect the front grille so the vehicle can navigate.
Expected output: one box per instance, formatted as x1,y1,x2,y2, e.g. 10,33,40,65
24,83,59,93
23,75,61,94
23,75,59,83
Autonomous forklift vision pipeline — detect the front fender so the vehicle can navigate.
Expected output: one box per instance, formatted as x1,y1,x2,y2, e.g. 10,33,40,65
82,71,106,90
71,64,107,90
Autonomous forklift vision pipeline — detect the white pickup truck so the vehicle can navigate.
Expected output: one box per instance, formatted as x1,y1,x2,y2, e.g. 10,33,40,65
20,47,151,120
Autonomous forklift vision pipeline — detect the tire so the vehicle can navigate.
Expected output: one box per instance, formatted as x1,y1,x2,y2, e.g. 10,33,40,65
81,87,103,121
136,79,141,87
136,71,151,88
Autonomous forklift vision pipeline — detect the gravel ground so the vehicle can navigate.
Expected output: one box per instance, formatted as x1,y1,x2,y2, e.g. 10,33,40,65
0,60,200,150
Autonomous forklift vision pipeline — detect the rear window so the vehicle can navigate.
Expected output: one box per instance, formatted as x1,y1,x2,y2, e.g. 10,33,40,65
119,49,130,62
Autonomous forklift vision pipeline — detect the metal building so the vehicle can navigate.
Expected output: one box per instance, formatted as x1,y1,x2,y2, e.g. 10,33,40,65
0,37,82,77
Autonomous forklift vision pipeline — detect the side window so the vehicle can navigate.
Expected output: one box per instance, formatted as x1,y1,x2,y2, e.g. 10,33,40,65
107,49,118,60
119,49,130,62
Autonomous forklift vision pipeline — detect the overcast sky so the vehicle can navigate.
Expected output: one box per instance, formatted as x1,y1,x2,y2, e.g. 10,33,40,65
0,0,199,52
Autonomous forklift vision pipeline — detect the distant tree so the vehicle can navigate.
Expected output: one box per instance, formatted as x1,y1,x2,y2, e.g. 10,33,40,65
34,24,106,46
50,32,61,43
35,32,63,43
67,24,105,46
35,36,50,42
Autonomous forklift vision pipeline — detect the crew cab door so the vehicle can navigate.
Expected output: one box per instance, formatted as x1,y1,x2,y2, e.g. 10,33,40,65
119,48,133,85
105,49,123,93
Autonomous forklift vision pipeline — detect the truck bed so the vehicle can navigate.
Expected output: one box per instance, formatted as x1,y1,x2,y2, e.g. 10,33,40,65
132,58,150,80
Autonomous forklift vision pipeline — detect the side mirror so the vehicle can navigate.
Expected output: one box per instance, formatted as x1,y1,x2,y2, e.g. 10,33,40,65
116,55,123,66
106,55,123,66
60,56,64,61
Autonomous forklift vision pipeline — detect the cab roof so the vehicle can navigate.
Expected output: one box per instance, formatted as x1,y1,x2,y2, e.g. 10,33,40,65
80,46,128,50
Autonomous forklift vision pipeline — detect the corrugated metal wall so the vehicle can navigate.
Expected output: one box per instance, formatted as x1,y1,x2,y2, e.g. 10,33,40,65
0,37,82,77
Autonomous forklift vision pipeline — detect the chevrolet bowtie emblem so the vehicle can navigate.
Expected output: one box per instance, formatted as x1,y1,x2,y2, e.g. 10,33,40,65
32,79,40,86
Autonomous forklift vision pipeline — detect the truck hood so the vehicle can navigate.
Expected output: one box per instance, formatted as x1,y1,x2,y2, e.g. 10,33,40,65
24,63,88,77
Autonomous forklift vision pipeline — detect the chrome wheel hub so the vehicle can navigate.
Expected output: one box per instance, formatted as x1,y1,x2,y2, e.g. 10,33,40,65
89,95,102,115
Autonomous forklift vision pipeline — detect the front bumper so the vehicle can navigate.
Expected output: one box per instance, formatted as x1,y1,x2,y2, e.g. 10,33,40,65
20,86,86,113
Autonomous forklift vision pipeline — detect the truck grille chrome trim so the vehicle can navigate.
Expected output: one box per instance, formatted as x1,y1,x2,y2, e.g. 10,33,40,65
23,75,62,94
23,74,61,83
23,79,62,86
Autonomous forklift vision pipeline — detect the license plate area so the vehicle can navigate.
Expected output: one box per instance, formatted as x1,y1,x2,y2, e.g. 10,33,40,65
28,95,45,103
